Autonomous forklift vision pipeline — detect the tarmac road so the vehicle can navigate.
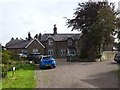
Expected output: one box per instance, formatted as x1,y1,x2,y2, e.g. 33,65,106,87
35,59,119,88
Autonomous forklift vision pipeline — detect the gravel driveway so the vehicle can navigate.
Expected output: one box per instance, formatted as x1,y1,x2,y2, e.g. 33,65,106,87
35,59,119,88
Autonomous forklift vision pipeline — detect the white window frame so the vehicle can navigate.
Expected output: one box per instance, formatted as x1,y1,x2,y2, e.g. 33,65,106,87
21,49,27,54
68,49,76,56
68,39,72,45
48,49,54,55
33,49,38,53
60,49,66,56
48,39,53,46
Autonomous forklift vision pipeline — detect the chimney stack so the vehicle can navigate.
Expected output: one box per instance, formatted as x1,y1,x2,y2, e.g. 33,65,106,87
53,24,57,35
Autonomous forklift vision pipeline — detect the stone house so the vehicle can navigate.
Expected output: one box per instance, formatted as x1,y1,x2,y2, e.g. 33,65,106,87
40,25,80,58
41,34,80,58
6,38,45,54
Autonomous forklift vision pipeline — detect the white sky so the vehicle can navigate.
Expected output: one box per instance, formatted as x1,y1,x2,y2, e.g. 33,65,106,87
0,0,119,46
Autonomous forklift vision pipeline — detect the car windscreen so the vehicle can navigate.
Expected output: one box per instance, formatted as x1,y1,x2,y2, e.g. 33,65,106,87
43,56,54,60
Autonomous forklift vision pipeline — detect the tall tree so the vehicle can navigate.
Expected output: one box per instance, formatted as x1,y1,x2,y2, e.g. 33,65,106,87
66,1,117,60
116,18,120,51
116,18,120,40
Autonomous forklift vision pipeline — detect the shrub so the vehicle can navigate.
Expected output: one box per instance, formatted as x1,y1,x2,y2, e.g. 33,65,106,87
2,64,8,77
2,50,35,77
79,49,88,58
2,50,11,64
10,52,19,61
2,50,12,77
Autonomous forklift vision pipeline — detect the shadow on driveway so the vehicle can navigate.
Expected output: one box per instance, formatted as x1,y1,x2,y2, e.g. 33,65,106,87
81,70,119,88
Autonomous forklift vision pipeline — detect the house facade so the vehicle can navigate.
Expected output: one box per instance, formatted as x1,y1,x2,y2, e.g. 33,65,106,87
41,34,80,58
40,25,81,58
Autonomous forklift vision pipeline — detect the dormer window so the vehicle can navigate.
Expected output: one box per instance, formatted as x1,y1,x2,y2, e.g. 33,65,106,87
48,39,53,46
68,39,72,45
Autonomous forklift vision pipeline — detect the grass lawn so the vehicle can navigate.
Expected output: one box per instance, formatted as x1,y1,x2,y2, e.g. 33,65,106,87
2,64,36,89
0,79,2,90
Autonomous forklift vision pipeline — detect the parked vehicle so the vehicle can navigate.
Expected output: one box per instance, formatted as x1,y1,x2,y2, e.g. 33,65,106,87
27,53,42,64
18,53,27,58
39,55,56,69
114,53,120,63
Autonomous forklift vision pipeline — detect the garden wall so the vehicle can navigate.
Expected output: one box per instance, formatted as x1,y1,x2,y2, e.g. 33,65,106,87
101,51,118,60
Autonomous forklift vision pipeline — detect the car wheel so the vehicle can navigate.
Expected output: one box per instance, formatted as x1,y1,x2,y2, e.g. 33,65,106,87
40,67,43,69
117,61,120,64
52,65,56,68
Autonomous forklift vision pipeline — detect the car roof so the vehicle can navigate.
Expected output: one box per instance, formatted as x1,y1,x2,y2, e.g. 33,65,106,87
29,53,42,55
42,55,52,57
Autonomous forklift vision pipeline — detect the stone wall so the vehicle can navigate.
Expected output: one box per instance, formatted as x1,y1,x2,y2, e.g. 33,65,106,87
101,51,118,60
27,40,44,54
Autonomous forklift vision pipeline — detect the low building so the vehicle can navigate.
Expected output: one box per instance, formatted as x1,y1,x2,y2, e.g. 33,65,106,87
6,38,45,54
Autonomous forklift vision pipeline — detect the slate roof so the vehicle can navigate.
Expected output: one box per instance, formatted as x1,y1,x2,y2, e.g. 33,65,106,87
41,33,81,41
6,33,81,49
6,39,32,49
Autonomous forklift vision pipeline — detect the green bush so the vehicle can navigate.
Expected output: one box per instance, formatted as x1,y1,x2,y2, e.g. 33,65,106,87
2,50,33,77
96,53,102,58
79,49,88,58
2,50,11,64
96,49,102,58
2,50,35,77
10,53,19,61
2,64,7,77
2,50,11,77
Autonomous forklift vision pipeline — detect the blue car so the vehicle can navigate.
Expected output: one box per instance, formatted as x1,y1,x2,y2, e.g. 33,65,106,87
39,55,56,69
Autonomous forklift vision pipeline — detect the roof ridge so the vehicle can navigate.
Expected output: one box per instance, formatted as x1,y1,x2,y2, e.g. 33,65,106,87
43,33,80,35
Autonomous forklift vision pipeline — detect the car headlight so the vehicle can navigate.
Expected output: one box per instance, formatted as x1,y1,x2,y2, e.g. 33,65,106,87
52,60,56,63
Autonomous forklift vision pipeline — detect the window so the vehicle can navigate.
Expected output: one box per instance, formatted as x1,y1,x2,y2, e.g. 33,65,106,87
70,49,76,55
60,49,66,56
68,49,76,56
43,56,54,60
33,49,38,53
68,39,72,45
21,49,27,54
48,39,53,46
48,49,54,55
